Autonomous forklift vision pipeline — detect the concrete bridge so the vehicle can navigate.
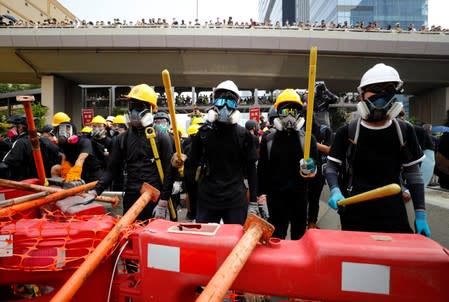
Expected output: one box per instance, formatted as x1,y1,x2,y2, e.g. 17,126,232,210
0,26,449,124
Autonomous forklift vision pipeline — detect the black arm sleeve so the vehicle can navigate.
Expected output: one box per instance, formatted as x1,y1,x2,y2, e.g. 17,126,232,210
403,163,426,210
325,160,340,190
158,132,176,201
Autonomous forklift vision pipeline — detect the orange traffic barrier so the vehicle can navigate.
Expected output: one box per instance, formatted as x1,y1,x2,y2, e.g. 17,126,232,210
196,214,274,302
0,181,97,217
0,191,48,208
0,178,120,206
50,182,160,302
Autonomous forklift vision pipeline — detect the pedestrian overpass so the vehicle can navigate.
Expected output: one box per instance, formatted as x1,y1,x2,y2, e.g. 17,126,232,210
0,26,448,125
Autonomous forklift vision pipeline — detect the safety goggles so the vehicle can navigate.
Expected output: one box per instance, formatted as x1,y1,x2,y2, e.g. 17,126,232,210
129,100,152,112
214,98,237,110
58,123,73,138
278,107,299,118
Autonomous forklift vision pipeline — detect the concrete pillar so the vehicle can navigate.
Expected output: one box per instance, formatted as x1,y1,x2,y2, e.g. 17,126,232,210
410,87,449,125
41,75,82,128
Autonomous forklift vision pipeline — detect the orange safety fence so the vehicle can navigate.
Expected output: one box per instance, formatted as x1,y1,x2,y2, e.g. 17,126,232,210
0,212,138,272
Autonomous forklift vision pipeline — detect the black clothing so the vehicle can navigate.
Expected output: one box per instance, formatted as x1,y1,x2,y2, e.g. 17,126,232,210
436,132,449,189
59,137,102,183
183,136,198,219
189,122,258,217
1,133,60,180
94,127,175,202
257,129,318,239
414,125,434,151
327,120,424,233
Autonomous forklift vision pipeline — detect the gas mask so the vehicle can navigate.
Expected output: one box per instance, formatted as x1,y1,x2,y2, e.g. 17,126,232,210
125,100,153,128
357,91,403,122
207,96,240,124
274,106,305,131
91,125,106,139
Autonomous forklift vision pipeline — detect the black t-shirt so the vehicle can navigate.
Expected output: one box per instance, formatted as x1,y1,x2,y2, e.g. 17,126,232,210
438,133,449,159
328,120,423,230
190,123,258,209
414,125,434,151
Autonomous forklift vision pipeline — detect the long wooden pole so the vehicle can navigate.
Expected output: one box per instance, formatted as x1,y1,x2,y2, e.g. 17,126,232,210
17,96,47,185
0,191,48,208
0,178,120,206
162,69,184,177
338,184,401,207
50,183,160,302
0,181,97,217
196,214,274,302
303,47,318,160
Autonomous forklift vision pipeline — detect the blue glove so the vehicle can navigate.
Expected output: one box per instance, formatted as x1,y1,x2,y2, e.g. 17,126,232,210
415,210,431,237
300,158,317,177
328,187,344,210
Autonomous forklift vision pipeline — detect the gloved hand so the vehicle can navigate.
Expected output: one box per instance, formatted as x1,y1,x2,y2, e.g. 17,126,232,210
328,187,344,210
171,153,187,168
415,210,431,237
63,179,85,189
300,158,317,177
152,199,170,220
65,165,82,182
60,160,72,178
257,195,269,220
248,202,260,216
82,190,98,204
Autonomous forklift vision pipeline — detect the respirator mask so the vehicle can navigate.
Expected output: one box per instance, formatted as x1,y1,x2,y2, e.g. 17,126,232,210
57,123,76,144
125,100,153,128
91,125,106,139
357,85,402,122
274,106,305,131
207,92,240,124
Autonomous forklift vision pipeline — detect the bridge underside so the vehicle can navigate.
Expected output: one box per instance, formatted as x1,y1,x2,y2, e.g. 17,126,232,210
2,47,448,95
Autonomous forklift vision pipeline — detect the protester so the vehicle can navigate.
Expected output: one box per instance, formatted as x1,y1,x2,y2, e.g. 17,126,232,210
257,89,318,239
325,63,430,237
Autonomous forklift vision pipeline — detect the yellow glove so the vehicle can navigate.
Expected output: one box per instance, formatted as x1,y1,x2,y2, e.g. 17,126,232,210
65,165,82,182
60,160,72,178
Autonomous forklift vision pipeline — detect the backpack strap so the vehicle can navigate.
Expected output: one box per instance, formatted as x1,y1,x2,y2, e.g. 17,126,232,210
266,129,305,161
392,118,407,147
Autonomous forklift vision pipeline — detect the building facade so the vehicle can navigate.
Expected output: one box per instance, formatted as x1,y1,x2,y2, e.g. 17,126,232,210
0,0,77,24
259,0,428,29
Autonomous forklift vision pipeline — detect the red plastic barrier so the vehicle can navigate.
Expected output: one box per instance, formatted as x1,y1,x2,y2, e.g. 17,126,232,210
114,220,449,302
0,178,40,219
0,215,117,271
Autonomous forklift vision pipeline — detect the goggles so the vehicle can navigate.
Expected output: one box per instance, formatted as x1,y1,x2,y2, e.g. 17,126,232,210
363,83,396,94
58,123,73,138
154,119,169,126
214,98,237,110
129,100,152,112
278,107,299,118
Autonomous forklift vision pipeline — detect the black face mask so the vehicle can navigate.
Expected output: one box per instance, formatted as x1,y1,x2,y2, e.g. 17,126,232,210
365,91,396,122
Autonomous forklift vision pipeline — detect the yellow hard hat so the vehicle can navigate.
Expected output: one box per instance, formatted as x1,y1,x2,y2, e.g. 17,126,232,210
91,115,107,125
81,126,93,133
191,117,205,125
113,115,126,124
52,112,71,127
274,89,303,109
187,124,200,136
126,84,158,110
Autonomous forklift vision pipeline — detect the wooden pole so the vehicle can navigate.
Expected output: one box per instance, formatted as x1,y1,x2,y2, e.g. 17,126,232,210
338,184,401,207
50,183,160,302
0,178,120,206
196,214,274,302
0,181,97,217
303,47,318,160
0,191,48,208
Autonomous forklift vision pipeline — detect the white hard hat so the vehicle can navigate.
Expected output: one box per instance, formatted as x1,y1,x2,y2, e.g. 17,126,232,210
106,115,115,122
215,80,240,98
357,63,403,93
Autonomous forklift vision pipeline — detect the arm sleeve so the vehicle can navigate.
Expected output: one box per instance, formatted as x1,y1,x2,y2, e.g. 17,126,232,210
257,135,269,196
403,163,426,210
246,132,258,203
325,160,340,190
158,133,176,201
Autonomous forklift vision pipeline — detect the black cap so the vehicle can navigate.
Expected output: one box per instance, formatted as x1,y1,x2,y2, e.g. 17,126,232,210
40,124,53,133
7,115,27,125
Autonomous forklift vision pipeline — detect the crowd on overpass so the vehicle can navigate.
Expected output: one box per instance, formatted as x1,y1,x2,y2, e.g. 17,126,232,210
1,15,447,33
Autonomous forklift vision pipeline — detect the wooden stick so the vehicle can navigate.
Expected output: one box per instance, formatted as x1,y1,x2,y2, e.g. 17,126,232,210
338,184,401,207
0,178,120,206
50,183,160,302
0,191,48,208
0,181,97,217
196,214,274,302
303,47,318,160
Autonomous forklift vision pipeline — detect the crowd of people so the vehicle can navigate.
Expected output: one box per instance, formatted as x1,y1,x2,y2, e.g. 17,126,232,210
0,62,441,241
1,15,447,33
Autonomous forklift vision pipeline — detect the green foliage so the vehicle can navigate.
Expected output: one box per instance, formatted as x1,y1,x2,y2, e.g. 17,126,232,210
330,108,351,130
0,83,40,93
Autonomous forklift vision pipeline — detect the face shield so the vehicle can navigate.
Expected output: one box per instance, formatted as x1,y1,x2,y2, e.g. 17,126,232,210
56,123,74,144
127,100,153,128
